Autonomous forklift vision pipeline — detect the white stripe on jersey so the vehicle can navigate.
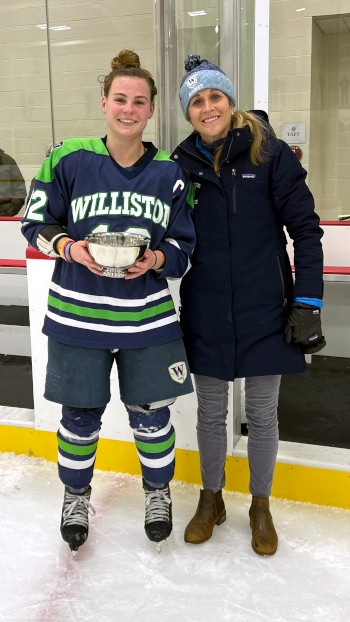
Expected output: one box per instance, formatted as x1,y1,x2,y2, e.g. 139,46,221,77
164,236,181,250
46,310,178,333
49,281,171,307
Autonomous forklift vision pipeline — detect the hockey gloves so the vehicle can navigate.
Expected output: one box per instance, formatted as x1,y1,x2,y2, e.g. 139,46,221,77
284,302,326,354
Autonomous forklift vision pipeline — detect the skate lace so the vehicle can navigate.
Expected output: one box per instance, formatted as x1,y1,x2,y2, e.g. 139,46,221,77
62,490,96,528
145,488,171,524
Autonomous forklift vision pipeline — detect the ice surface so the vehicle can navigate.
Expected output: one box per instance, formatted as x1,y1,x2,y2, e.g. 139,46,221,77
0,452,349,622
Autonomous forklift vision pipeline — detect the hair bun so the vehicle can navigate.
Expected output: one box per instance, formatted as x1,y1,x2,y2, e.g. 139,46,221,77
184,54,201,72
111,49,140,71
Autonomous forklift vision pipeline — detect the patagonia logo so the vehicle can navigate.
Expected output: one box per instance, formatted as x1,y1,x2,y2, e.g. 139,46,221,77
168,361,188,384
242,173,256,179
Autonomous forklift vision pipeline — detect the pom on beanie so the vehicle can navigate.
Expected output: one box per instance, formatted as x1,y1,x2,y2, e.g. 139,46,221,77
179,54,235,118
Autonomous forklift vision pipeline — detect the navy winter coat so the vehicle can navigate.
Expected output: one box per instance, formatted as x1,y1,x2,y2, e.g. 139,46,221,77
172,127,324,381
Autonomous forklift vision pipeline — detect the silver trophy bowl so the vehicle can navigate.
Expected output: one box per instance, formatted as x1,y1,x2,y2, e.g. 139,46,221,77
86,232,149,278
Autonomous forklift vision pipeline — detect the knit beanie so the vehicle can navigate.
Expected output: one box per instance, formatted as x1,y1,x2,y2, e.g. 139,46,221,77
179,54,236,119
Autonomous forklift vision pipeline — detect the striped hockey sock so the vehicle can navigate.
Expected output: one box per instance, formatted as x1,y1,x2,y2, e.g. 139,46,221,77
57,425,99,490
128,406,175,485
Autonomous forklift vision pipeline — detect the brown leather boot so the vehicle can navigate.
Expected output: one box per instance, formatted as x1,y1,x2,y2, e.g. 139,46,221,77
184,489,226,544
249,496,278,556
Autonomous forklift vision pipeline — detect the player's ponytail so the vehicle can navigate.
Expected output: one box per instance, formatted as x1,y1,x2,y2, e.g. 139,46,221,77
99,49,157,102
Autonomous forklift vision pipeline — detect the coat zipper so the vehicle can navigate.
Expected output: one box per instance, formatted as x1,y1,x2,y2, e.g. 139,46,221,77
277,255,288,307
232,168,237,213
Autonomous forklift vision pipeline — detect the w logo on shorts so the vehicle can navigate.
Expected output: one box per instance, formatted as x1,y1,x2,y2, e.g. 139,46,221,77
168,361,188,384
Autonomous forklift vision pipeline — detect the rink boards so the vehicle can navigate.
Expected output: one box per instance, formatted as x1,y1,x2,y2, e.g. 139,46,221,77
0,218,349,509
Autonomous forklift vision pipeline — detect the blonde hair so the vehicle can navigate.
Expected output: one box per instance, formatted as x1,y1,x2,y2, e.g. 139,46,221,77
98,49,157,102
213,110,271,174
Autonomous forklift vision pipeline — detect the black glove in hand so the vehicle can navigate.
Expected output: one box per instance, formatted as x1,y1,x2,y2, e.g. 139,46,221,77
284,302,326,354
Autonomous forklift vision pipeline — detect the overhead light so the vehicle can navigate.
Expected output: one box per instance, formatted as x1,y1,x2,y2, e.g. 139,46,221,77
296,7,306,11
36,24,71,31
187,10,207,17
51,25,71,31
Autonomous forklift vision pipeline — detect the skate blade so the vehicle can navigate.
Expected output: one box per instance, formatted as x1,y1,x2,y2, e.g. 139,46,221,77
156,540,166,554
70,547,79,560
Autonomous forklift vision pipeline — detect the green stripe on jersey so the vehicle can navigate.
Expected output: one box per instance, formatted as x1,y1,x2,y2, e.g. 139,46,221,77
37,138,109,183
48,294,175,321
187,182,195,209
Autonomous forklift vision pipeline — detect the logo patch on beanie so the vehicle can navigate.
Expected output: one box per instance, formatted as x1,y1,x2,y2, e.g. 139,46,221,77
186,75,198,88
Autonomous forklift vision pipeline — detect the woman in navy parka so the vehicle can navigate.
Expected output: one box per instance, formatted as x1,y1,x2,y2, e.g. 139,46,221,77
172,55,326,555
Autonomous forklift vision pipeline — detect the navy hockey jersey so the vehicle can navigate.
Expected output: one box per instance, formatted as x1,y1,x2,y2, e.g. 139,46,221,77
21,138,195,349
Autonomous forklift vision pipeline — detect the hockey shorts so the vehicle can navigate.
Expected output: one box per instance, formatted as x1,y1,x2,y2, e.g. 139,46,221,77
44,337,193,408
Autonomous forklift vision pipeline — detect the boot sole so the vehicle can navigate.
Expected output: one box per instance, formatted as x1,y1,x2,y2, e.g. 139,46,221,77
184,510,227,544
251,541,278,556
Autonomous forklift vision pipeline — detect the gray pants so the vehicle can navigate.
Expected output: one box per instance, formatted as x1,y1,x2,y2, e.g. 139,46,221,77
194,374,281,498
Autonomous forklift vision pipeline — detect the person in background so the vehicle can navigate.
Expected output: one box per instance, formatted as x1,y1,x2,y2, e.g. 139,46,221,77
24,143,55,212
247,109,270,124
21,49,195,555
171,54,326,555
0,148,27,216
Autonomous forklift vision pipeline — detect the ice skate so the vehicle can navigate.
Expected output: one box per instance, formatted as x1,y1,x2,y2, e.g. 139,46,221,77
60,485,96,556
143,480,172,550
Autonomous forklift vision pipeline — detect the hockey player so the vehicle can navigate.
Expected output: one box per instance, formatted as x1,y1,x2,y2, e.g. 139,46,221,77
21,50,195,555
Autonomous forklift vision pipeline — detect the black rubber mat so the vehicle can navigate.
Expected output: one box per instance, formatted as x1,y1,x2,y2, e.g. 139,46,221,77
278,356,350,449
0,354,34,409
242,356,350,449
0,305,29,326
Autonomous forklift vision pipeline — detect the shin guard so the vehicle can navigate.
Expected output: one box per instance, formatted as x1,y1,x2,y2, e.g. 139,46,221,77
127,406,175,485
57,406,104,490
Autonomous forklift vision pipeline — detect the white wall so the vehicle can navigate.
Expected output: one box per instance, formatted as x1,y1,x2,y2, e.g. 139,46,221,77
0,0,156,194
269,0,350,220
0,219,28,306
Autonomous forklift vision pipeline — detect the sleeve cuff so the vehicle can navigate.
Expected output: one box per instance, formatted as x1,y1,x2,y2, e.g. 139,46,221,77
294,297,323,308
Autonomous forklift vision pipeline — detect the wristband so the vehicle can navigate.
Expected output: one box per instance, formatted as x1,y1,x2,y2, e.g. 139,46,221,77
55,236,68,256
56,237,75,263
150,250,157,270
63,240,75,263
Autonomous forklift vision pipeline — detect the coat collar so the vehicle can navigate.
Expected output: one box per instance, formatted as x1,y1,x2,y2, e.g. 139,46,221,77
175,126,253,166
